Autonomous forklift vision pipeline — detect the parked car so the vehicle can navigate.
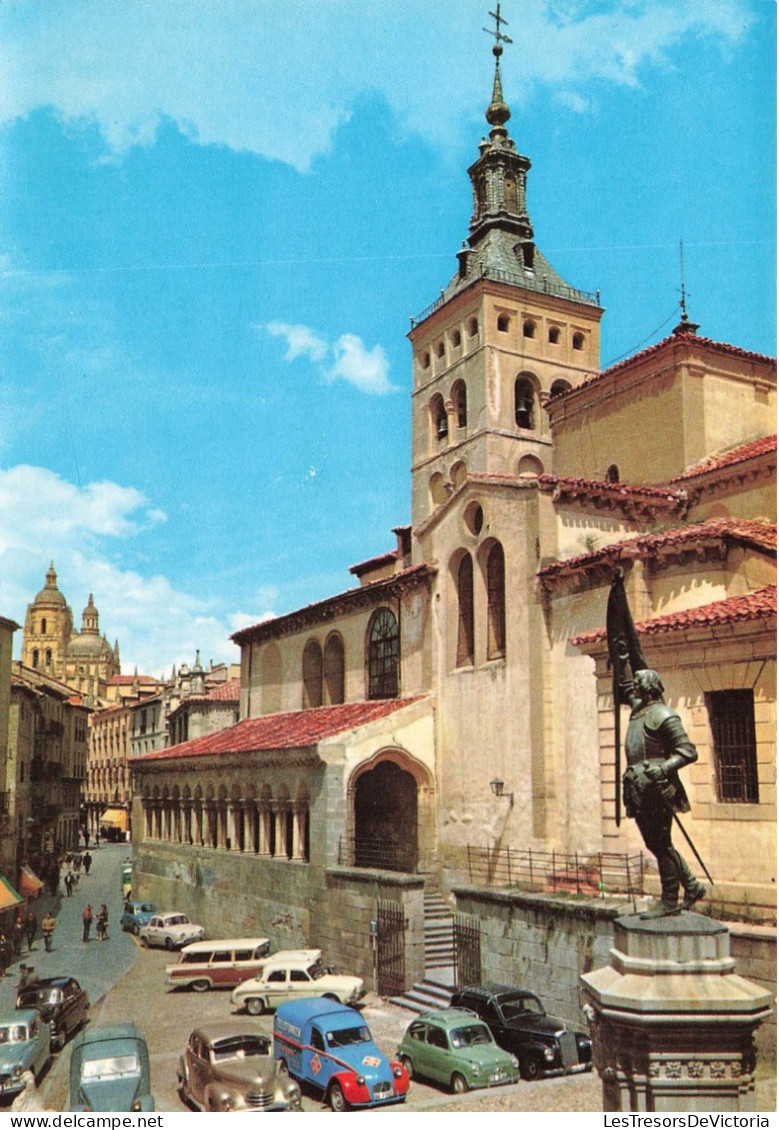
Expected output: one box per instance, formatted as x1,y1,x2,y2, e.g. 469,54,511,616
177,1023,302,1112
273,998,409,1111
231,949,364,1015
120,861,133,900
397,1008,519,1094
16,977,89,1051
120,901,158,935
139,912,205,951
0,1010,51,1100
69,1023,155,1112
449,983,592,1081
166,937,271,992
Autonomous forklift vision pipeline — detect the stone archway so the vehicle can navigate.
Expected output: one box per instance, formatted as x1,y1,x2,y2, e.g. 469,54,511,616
355,761,417,872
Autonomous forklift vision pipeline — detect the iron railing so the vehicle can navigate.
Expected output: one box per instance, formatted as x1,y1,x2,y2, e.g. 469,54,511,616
411,267,600,327
337,836,417,875
465,845,647,898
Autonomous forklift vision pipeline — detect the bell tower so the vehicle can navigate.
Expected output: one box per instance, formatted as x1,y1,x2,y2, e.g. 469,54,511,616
409,4,604,531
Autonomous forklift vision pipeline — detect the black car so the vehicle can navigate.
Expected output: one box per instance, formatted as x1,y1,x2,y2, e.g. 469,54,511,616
449,983,592,1082
16,977,90,1051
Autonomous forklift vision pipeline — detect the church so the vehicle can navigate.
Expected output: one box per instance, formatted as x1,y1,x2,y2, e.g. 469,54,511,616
130,22,776,989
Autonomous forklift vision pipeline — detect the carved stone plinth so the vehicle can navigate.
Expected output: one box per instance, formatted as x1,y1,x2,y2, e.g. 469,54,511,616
581,914,772,1112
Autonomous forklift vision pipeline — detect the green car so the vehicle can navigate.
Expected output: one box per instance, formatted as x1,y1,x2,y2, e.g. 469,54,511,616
397,1008,519,1094
69,1023,155,1112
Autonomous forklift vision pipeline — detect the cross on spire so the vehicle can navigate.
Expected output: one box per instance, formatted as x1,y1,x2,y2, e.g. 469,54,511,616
484,3,513,52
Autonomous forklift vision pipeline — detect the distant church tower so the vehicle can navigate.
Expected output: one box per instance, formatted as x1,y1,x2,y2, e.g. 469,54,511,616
22,565,121,702
408,7,604,529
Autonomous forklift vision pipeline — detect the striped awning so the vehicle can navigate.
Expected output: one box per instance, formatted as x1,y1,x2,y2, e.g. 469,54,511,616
0,874,25,908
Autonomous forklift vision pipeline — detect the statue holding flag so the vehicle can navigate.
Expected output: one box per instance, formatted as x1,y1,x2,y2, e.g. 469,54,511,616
607,569,708,919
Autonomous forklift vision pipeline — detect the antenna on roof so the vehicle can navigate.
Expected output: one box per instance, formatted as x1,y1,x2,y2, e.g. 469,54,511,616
673,239,699,337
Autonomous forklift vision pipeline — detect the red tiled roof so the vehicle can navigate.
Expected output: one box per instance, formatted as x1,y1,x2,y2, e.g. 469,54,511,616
538,518,776,580
571,586,776,647
349,549,398,577
670,435,777,483
130,696,427,764
547,333,776,404
539,475,686,502
173,678,241,709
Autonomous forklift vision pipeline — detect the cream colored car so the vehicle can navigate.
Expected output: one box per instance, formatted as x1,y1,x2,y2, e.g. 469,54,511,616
231,950,364,1016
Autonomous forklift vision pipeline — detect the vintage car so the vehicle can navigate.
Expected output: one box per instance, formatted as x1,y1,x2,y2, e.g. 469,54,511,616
0,1010,51,1099
69,1023,155,1112
231,949,364,1015
120,901,158,934
397,1008,519,1094
273,998,408,1111
449,983,592,1081
139,912,205,950
16,976,90,1051
166,937,272,992
120,861,133,900
177,1023,302,1112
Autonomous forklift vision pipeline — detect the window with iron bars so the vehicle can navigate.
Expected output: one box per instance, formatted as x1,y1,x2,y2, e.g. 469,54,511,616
705,689,759,803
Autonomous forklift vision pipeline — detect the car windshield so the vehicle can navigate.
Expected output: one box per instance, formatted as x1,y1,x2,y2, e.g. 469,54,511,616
0,1026,28,1043
166,915,190,926
82,1054,140,1080
37,988,62,1006
308,962,327,981
499,994,544,1021
450,1024,493,1049
138,904,155,914
212,1036,271,1061
326,1026,370,1049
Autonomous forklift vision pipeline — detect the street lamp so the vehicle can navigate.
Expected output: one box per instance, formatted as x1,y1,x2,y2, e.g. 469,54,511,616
490,778,514,806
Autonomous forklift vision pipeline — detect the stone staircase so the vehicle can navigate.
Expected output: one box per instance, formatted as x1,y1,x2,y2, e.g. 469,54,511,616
388,888,456,1013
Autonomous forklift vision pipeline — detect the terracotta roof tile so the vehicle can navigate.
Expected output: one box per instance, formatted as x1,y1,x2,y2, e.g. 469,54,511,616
670,435,777,482
130,696,427,764
349,549,398,577
548,333,776,404
174,678,241,708
571,586,776,647
538,475,686,502
539,518,776,580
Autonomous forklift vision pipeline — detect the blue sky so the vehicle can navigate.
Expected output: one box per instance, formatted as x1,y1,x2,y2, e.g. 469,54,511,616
0,0,775,675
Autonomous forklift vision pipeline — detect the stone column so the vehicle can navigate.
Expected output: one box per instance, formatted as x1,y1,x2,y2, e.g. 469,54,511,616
290,800,307,861
258,803,273,857
581,913,772,1112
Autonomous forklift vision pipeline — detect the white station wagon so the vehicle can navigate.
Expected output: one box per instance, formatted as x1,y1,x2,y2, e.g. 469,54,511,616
139,912,205,951
231,949,364,1015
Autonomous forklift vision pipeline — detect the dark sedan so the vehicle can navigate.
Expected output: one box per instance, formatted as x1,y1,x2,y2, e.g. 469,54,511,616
450,983,592,1081
16,977,90,1051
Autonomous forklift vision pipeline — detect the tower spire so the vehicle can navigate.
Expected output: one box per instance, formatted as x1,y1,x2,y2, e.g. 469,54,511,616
484,4,513,136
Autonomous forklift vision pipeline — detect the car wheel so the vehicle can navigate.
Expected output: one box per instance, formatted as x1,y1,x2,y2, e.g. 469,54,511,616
191,979,210,993
400,1055,414,1081
520,1056,542,1082
451,1073,469,1095
133,923,140,936
328,1083,347,1112
140,934,150,947
165,936,174,951
245,997,264,1016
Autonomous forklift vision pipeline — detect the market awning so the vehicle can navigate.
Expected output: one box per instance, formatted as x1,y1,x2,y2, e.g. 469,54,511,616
100,807,128,832
0,875,24,908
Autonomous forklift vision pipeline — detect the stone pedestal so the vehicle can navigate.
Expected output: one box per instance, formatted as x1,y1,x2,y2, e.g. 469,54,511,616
581,914,772,1112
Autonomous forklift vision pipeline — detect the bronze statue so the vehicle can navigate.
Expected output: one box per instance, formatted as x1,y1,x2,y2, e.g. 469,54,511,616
608,570,708,918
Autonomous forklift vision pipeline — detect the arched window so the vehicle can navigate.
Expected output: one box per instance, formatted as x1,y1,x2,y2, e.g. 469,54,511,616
45,649,52,666
430,394,448,443
523,320,536,339
497,313,511,333
515,377,536,430
572,331,585,350
367,608,400,700
451,329,461,347
324,633,345,705
456,554,474,667
550,378,571,397
606,464,620,483
548,326,560,344
436,340,445,359
451,380,467,428
467,317,479,338
302,639,323,709
32,650,39,668
41,618,47,634
486,543,506,659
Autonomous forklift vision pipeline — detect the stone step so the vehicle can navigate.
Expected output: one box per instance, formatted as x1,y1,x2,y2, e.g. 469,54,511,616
389,978,454,1014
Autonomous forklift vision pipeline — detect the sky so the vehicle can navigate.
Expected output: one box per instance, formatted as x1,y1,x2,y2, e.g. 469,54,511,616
0,0,775,676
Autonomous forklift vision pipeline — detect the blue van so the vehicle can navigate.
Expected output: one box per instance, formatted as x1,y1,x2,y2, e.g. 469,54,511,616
273,998,409,1111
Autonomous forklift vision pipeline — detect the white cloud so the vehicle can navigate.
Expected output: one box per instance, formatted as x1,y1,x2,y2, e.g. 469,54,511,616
265,323,397,396
0,0,754,171
0,464,239,674
265,322,328,363
230,610,277,633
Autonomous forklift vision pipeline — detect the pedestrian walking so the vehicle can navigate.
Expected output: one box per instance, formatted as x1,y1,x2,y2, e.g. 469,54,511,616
24,910,37,952
41,911,56,953
13,912,24,955
72,853,82,874
96,904,108,942
64,871,73,897
81,904,93,943
17,964,34,990
82,851,92,875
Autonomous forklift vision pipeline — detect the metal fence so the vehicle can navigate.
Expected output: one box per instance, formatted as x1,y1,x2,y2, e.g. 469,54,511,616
464,845,647,898
337,836,417,874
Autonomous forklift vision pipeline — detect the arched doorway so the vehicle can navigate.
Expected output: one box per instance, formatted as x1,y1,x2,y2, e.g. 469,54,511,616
353,761,419,873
